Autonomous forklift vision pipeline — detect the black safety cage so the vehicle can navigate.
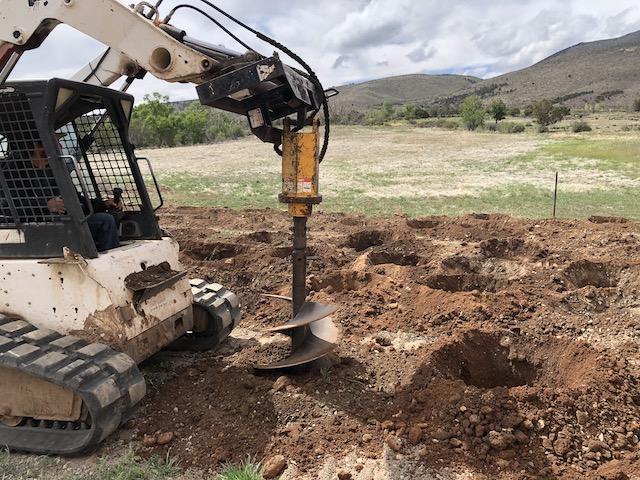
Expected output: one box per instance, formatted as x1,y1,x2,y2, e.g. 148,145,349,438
0,79,162,259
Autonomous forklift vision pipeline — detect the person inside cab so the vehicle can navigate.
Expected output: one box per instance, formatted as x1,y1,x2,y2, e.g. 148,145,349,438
2,136,122,251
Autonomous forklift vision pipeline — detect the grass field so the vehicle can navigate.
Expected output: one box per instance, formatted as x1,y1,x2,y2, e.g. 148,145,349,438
138,116,640,220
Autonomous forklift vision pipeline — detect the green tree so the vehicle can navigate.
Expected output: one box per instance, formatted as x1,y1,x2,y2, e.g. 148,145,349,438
206,110,245,141
381,101,394,120
531,99,553,126
129,94,247,147
460,95,485,131
130,93,180,147
530,99,570,127
365,101,394,125
551,105,571,123
402,103,417,120
414,105,429,119
488,99,507,123
177,103,210,144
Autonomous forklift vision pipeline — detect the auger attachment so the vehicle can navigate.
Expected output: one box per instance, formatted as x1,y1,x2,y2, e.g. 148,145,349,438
254,119,340,371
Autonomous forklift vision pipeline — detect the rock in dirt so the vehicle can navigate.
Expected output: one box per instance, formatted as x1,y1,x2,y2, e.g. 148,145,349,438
432,429,452,441
142,436,157,447
513,429,530,444
587,439,609,453
484,430,516,450
596,460,630,480
337,471,352,480
386,434,403,452
273,375,291,392
122,419,135,429
156,431,174,445
407,426,423,445
576,410,590,425
262,454,287,479
553,437,572,457
450,438,463,448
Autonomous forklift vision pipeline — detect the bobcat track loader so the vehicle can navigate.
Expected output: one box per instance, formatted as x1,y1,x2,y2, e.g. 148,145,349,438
0,0,338,454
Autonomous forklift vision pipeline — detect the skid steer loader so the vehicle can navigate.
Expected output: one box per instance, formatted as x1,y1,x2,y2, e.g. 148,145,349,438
0,0,338,454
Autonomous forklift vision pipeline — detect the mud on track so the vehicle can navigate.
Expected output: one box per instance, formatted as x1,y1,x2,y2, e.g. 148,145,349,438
124,207,640,479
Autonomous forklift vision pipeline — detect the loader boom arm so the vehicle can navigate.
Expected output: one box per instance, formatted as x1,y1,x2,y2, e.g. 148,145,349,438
0,0,327,146
0,0,221,84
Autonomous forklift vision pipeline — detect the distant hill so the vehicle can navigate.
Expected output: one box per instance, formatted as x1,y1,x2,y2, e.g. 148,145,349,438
330,30,640,111
330,74,480,111
442,30,640,109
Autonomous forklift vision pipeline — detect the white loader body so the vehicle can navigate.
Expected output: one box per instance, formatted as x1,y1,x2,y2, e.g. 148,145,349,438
0,237,194,362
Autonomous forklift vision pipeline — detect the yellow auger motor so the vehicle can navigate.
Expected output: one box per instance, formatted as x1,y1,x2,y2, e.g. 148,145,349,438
254,119,339,370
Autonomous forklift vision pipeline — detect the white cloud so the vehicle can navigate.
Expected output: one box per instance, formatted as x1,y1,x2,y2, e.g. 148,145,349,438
407,42,436,63
5,0,640,102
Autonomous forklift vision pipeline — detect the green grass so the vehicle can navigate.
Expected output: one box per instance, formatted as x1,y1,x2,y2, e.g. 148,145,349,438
158,172,280,209
82,450,176,480
147,125,640,220
414,185,640,219
0,448,54,480
214,455,263,480
543,136,640,178
0,448,181,480
81,449,181,480
543,136,640,163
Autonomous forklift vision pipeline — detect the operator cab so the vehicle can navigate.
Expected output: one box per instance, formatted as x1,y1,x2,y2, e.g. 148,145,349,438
0,78,163,259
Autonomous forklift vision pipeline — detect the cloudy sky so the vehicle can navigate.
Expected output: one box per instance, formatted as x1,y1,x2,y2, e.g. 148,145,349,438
8,0,640,102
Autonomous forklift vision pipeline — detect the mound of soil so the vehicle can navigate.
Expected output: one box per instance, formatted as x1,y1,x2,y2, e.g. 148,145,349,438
123,207,640,479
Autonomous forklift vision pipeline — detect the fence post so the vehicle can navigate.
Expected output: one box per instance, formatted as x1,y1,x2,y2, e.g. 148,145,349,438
553,172,558,217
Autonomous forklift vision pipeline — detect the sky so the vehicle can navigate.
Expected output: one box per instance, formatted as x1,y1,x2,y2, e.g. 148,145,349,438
7,0,640,103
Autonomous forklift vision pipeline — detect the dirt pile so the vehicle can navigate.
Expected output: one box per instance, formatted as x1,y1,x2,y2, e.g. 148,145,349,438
127,207,640,479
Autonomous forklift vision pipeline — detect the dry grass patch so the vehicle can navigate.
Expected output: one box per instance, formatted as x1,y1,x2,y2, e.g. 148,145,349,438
137,124,640,218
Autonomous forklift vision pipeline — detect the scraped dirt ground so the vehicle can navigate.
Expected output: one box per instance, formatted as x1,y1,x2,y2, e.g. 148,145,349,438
116,207,640,479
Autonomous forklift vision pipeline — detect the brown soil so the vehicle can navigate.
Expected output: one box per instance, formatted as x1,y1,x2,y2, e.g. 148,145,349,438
122,207,640,479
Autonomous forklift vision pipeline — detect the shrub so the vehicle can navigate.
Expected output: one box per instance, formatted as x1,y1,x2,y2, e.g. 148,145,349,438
435,119,459,130
493,122,525,133
364,101,395,125
571,121,592,133
502,122,525,133
633,98,640,112
216,455,262,480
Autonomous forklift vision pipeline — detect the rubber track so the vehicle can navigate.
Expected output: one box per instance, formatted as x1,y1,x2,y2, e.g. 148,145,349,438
168,280,241,351
191,279,241,343
0,315,146,455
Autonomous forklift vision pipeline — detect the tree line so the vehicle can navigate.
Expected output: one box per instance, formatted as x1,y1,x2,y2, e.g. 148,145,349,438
129,93,247,148
460,96,572,132
330,95,596,133
330,96,577,131
131,90,640,148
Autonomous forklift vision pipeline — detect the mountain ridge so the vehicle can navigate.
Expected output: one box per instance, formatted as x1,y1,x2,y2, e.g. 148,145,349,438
330,30,640,111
